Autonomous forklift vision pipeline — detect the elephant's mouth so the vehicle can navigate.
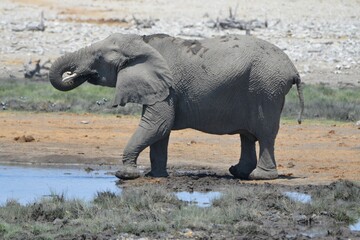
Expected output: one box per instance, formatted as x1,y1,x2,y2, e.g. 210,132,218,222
62,70,99,85
62,72,78,83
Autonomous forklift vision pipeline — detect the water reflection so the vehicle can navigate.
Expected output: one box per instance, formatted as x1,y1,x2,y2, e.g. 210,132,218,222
350,219,360,231
176,191,221,207
283,191,312,204
0,165,120,205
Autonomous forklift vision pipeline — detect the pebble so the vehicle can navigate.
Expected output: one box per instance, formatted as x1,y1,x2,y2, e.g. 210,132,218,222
14,135,35,142
356,120,360,127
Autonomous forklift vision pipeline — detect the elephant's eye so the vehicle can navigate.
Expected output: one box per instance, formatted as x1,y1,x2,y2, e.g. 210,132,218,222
119,59,129,70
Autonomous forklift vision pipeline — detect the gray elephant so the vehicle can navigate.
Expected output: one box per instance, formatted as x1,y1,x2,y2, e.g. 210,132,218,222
49,33,304,180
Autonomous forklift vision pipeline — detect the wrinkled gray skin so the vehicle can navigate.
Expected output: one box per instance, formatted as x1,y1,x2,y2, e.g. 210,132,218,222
49,33,304,180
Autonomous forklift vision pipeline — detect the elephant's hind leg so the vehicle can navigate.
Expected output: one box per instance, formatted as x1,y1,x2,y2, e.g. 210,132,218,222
247,96,283,180
229,134,257,179
249,138,278,180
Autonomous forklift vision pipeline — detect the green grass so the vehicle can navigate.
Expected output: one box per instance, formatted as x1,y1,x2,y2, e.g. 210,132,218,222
0,79,141,114
283,83,360,121
1,79,359,121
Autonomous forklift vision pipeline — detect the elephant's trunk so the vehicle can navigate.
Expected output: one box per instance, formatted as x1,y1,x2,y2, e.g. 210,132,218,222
49,50,88,91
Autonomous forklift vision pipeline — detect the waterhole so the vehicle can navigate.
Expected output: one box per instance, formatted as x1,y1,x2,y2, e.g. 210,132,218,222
0,165,222,207
350,219,360,231
283,191,312,204
0,165,120,205
176,191,222,207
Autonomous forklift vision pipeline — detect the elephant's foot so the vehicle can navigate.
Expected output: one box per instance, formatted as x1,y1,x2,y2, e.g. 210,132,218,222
248,167,278,180
229,165,252,180
115,165,141,180
145,170,169,178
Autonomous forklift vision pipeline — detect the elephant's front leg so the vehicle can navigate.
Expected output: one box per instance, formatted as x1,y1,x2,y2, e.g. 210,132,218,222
115,97,175,180
146,135,170,177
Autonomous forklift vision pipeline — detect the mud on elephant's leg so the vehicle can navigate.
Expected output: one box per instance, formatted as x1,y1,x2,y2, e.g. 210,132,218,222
115,97,175,180
249,138,278,180
145,135,170,178
115,127,149,180
229,134,257,179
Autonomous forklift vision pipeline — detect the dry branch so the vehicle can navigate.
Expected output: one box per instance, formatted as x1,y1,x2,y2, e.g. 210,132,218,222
24,59,51,79
207,7,267,34
132,15,158,29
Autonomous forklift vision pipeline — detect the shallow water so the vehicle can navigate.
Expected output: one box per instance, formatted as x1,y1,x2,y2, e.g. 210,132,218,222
350,219,360,231
0,165,223,207
176,191,222,207
283,191,312,204
0,165,120,205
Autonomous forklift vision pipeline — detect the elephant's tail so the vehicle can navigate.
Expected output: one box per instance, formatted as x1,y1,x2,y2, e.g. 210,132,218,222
293,75,304,124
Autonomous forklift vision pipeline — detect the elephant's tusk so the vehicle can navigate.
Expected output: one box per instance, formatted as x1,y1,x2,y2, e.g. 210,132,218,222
62,72,77,83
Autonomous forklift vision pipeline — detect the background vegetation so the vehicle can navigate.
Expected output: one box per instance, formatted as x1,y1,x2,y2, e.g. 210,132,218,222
0,79,141,115
0,79,359,121
283,83,360,121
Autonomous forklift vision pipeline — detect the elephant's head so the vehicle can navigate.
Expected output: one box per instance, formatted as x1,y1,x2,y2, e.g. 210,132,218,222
49,34,173,106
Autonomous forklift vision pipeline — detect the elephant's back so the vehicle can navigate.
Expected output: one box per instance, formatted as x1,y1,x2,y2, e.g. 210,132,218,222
171,35,297,96
200,35,298,76
170,35,299,132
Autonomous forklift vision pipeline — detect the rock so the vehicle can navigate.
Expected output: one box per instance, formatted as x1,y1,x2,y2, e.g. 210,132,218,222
14,135,35,142
356,120,360,127
180,228,193,238
84,167,94,173
303,65,310,73
287,162,295,168
328,130,336,134
53,218,67,225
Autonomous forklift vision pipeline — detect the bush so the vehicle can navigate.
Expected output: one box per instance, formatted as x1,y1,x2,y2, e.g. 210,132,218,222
283,84,360,121
0,79,141,114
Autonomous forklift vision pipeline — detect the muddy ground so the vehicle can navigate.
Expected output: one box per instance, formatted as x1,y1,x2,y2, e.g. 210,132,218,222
0,111,359,189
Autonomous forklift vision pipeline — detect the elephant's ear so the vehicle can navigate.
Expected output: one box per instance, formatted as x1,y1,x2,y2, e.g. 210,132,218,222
113,36,173,106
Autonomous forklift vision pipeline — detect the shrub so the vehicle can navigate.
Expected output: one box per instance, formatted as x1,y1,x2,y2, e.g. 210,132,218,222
283,84,360,121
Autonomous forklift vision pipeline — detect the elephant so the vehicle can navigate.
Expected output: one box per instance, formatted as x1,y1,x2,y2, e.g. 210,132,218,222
49,33,304,180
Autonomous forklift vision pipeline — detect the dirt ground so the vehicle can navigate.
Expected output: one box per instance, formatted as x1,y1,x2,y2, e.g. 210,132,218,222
1,111,359,188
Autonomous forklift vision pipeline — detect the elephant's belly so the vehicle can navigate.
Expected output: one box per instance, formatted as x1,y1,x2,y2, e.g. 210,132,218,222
173,116,248,135
172,100,252,135
172,74,256,134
